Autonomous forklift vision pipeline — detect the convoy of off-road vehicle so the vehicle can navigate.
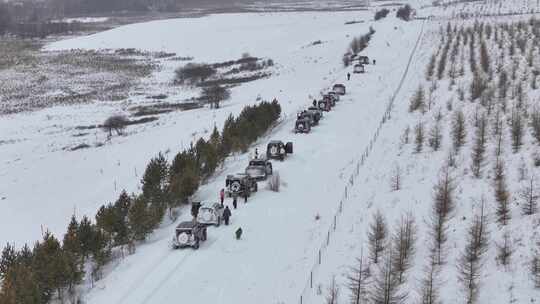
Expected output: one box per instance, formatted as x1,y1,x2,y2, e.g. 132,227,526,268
171,57,360,250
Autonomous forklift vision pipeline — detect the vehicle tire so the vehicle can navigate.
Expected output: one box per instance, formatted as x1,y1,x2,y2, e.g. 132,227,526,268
253,182,258,192
194,241,199,250
203,229,207,241
230,181,241,193
285,142,293,154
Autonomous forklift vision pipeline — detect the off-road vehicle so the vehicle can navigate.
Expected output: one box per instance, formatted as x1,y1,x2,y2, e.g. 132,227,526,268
323,94,336,107
196,202,225,227
353,63,365,74
332,84,346,95
225,173,258,197
318,99,331,112
295,117,312,134
307,106,323,122
328,91,340,102
298,110,318,126
358,55,370,65
245,157,273,180
266,140,293,161
172,221,207,249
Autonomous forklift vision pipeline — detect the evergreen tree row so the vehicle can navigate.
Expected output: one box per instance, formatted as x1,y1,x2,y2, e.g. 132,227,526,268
0,100,281,304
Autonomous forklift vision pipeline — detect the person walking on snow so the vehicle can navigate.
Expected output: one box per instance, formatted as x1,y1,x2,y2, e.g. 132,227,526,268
243,191,248,203
254,148,259,159
232,194,238,209
347,72,351,81
219,188,225,206
223,206,231,225
313,99,317,107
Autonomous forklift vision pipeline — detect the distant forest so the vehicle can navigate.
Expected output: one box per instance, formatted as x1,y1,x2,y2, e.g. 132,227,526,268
0,0,253,36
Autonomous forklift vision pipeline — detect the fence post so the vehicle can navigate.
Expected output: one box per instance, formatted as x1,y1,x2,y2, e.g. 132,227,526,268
300,295,302,304
310,271,313,288
319,249,321,264
327,231,330,245
334,215,337,230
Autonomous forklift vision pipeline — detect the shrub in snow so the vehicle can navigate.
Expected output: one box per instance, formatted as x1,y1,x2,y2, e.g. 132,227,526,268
396,5,413,21
102,114,129,137
374,9,390,21
174,63,216,84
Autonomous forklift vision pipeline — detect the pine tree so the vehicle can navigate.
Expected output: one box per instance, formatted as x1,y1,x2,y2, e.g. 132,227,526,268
419,256,440,304
347,251,369,304
128,195,153,241
62,215,84,293
392,213,417,284
471,113,487,178
414,122,425,153
78,215,95,261
368,211,388,264
494,160,511,226
521,177,539,216
32,232,70,302
428,119,443,151
370,247,406,304
0,263,42,304
0,243,16,280
451,110,467,151
510,110,524,153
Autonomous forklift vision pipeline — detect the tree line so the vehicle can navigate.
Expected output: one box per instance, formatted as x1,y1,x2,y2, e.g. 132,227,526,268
0,100,281,304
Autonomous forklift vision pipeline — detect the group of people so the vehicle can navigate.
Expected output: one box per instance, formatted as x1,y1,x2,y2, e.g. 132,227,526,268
219,188,243,239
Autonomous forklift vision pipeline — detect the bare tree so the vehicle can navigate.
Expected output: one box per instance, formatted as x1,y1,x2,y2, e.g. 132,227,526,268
451,110,467,152
428,119,443,151
390,164,402,192
429,166,456,265
409,86,426,113
102,114,129,137
470,113,487,178
326,276,340,304
520,176,539,216
418,255,441,304
531,107,540,144
368,211,388,264
415,122,425,153
392,213,417,284
494,160,511,226
457,201,489,304
532,254,540,288
510,109,524,153
347,250,369,304
370,247,406,304
202,85,230,109
402,126,411,145
495,231,512,268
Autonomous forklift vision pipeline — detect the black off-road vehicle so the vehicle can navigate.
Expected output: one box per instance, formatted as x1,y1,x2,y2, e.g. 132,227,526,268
295,117,312,134
318,99,331,112
225,173,258,197
358,55,370,65
328,91,340,102
266,140,293,161
172,221,207,249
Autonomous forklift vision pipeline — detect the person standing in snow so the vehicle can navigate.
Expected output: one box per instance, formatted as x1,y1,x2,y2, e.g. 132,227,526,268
232,194,238,209
243,191,248,203
347,72,351,80
191,202,201,221
255,148,259,159
223,206,231,225
373,59,376,65
220,188,225,206
235,227,243,240
313,99,317,107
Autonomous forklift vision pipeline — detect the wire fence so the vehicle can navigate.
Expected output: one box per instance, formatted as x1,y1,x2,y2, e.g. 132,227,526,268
296,19,426,304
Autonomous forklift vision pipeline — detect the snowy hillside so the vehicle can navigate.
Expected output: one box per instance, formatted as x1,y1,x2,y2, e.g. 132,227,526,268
2,0,540,303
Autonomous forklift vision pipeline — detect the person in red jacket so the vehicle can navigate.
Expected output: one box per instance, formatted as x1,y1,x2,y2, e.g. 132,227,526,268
219,188,225,206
